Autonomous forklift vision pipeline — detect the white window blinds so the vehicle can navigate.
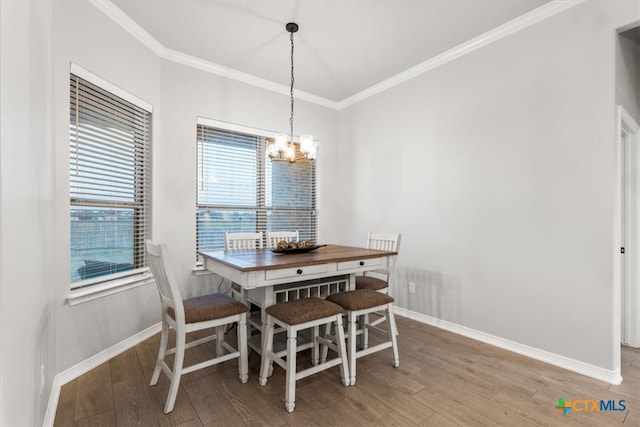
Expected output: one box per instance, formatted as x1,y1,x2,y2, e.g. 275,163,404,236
196,123,317,255
69,73,152,287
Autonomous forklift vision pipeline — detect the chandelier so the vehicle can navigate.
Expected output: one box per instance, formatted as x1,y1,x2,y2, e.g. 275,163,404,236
267,22,316,163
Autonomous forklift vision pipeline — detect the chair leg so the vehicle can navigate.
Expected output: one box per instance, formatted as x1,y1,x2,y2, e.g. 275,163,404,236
390,310,398,337
334,315,350,387
284,326,297,413
237,314,249,383
215,326,225,356
320,322,331,363
379,288,398,337
347,312,357,386
150,321,169,386
247,316,253,357
356,314,364,350
164,330,185,413
240,290,253,355
386,305,400,368
366,311,397,338
312,325,319,366
363,313,370,349
259,316,275,386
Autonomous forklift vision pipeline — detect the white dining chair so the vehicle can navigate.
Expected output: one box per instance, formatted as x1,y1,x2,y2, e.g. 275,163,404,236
265,230,299,248
356,232,401,291
146,240,249,413
355,232,401,345
224,232,263,304
224,231,264,251
224,231,264,343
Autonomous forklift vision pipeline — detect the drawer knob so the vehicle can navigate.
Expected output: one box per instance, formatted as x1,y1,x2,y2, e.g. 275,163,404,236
359,261,365,266
297,269,303,274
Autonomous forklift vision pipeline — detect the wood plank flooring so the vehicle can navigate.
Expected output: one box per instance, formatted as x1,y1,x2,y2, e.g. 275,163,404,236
54,316,640,426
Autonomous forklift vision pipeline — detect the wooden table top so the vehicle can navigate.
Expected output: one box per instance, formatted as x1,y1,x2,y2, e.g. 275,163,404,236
200,244,397,273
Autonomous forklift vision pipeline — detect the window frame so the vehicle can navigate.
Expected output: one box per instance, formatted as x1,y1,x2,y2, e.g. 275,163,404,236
195,117,318,266
67,63,153,303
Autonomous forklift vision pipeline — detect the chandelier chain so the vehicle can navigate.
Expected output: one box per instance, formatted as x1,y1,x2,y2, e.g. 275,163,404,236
289,30,295,148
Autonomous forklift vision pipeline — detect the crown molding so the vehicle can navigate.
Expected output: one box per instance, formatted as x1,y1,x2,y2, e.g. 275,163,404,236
337,0,586,110
89,0,165,56
90,0,585,112
88,0,340,110
161,47,340,110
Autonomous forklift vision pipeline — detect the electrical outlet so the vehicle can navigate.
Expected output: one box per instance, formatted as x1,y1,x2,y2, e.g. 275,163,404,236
408,282,416,294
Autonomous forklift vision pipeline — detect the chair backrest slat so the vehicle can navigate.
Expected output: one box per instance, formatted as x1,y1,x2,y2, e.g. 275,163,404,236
367,232,401,274
367,232,401,252
265,231,299,249
146,240,183,320
224,232,264,251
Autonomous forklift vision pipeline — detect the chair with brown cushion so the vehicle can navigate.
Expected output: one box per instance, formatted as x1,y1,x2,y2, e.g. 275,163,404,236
355,232,401,291
224,231,264,251
356,232,401,345
265,230,299,249
224,231,264,339
259,297,349,412
146,240,249,413
326,289,399,386
224,231,263,302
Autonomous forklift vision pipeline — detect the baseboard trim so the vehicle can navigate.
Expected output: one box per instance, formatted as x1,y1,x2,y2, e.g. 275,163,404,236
43,322,161,426
394,307,622,385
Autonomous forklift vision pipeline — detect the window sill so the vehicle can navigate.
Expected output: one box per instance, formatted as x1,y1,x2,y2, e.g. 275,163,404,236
192,264,213,276
67,268,154,306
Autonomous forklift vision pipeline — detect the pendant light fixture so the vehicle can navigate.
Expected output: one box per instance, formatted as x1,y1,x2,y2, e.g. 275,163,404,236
267,22,316,163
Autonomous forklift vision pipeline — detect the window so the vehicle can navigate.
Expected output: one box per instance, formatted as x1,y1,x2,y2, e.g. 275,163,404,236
69,69,152,288
196,119,317,257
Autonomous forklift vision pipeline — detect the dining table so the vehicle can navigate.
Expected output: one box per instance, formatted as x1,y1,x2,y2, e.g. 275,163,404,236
199,244,398,353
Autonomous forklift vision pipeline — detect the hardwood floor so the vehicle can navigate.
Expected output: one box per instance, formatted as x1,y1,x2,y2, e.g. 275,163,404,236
54,316,640,426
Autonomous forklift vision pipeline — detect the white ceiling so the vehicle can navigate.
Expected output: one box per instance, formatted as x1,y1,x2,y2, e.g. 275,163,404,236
111,0,552,104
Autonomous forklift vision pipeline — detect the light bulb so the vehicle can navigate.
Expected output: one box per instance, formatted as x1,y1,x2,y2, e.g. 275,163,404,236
300,134,314,154
275,133,287,152
286,144,296,162
266,141,277,158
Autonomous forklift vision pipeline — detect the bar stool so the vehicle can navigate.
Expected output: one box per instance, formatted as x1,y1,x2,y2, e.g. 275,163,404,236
146,240,249,413
259,298,349,413
355,232,401,291
326,289,399,386
224,231,263,340
355,233,401,346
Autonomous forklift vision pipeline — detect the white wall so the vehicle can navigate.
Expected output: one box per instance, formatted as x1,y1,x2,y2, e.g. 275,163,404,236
0,1,55,425
156,61,337,298
333,1,640,372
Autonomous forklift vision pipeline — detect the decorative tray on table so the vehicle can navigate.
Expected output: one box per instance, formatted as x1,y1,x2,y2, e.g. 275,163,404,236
271,241,326,254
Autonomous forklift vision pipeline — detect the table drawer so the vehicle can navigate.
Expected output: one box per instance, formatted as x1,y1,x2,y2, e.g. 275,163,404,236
265,263,329,280
337,257,384,271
